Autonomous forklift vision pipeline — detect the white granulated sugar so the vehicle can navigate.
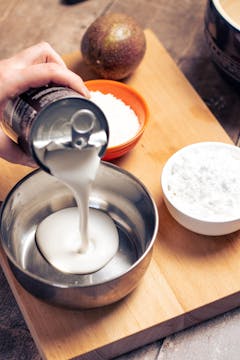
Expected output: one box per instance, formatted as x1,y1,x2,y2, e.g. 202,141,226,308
166,143,240,221
90,90,140,147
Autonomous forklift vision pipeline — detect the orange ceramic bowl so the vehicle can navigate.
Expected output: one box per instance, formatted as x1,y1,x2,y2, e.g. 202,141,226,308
85,79,149,160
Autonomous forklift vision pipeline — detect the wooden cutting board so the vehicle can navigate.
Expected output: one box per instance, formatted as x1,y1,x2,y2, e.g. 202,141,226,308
0,29,240,360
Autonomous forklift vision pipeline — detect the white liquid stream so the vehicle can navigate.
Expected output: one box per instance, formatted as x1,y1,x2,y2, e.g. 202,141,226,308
36,147,119,274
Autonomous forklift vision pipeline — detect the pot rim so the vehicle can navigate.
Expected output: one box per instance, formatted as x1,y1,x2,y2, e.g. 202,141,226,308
212,0,240,32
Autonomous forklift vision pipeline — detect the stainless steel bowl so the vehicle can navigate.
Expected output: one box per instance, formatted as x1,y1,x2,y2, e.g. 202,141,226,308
0,162,158,309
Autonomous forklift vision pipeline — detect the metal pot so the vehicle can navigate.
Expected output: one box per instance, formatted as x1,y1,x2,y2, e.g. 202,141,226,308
204,0,240,84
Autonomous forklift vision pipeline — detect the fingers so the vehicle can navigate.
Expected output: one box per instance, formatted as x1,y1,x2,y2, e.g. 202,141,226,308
0,41,90,100
4,62,90,98
0,42,91,167
9,42,67,69
0,130,36,167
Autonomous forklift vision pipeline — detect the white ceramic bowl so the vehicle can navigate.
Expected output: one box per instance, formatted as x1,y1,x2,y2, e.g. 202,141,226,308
161,142,240,236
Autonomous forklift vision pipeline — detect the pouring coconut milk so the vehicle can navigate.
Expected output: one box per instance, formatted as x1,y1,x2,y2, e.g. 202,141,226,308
36,108,119,274
3,85,119,274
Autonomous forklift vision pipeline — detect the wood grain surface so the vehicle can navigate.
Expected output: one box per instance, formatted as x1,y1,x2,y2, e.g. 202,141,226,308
0,1,239,360
0,29,239,360
0,0,238,145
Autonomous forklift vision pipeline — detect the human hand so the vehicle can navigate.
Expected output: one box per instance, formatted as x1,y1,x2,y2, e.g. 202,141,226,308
0,42,90,167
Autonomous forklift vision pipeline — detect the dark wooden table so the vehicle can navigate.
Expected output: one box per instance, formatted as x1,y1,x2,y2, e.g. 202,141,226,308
0,1,239,359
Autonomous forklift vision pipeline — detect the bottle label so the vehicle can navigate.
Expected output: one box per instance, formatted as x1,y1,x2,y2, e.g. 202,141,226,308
2,85,82,149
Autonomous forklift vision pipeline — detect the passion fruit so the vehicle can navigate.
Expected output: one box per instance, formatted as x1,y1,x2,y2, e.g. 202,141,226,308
81,13,146,80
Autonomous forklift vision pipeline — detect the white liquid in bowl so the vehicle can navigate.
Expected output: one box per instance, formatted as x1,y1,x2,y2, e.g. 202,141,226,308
36,207,119,274
36,147,119,274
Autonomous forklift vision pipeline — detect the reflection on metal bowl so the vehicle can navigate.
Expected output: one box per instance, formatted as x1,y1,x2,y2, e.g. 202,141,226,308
0,162,158,309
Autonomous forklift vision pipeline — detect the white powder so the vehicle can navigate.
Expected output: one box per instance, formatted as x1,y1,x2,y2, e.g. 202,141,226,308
164,142,240,221
90,90,140,147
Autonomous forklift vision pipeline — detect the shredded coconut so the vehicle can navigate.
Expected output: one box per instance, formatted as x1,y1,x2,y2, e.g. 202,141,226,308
165,142,240,221
90,90,140,147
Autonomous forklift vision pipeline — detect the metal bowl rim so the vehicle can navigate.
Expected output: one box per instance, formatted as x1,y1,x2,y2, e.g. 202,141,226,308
0,162,159,288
